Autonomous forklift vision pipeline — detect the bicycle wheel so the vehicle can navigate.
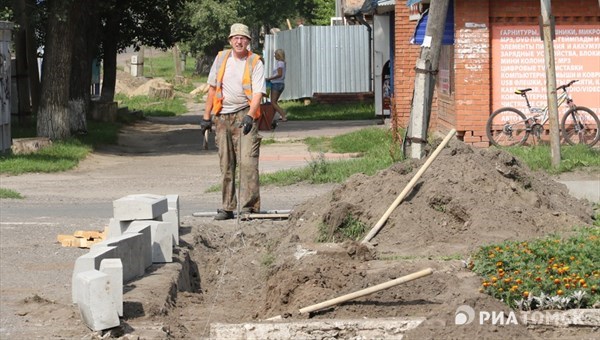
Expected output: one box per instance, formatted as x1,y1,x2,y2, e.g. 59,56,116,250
561,106,600,147
486,107,530,147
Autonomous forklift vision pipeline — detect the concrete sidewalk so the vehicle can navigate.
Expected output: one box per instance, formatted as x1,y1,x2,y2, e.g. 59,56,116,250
557,179,600,203
262,119,386,141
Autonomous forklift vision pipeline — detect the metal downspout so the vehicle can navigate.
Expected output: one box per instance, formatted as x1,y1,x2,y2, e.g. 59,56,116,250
356,15,373,92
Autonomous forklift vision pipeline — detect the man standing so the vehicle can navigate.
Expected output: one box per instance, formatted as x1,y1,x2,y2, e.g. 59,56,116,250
201,23,266,221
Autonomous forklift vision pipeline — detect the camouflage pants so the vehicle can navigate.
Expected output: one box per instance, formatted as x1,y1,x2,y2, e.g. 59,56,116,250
215,107,261,212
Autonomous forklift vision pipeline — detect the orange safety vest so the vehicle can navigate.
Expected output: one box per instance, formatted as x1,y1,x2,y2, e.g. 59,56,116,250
211,49,261,118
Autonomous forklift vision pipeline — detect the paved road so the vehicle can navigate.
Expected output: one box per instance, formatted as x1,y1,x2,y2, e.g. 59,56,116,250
0,117,385,223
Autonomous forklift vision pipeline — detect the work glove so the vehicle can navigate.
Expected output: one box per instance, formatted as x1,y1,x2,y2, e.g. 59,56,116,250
200,118,212,133
240,115,254,135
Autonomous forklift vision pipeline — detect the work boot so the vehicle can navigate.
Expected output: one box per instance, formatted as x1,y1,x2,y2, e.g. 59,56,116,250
214,209,234,221
241,207,255,214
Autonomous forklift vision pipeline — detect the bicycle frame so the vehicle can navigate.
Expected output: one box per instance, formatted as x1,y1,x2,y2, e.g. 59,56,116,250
487,79,600,147
522,89,569,127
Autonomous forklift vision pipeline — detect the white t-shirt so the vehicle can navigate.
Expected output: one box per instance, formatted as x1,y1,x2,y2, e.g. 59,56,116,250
270,60,286,84
208,53,265,114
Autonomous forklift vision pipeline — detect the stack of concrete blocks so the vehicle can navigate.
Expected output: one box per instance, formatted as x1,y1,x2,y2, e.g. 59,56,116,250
71,194,180,331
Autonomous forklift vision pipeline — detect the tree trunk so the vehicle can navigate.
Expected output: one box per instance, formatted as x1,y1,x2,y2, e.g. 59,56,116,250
12,0,40,119
173,44,182,77
37,0,76,140
100,12,120,102
13,26,31,120
69,0,100,134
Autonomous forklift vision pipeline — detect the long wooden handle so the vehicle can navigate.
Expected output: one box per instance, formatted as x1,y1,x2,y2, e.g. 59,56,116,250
298,268,433,314
265,268,433,321
361,129,456,244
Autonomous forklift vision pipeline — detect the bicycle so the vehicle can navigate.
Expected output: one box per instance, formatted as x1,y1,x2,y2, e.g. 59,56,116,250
486,80,600,147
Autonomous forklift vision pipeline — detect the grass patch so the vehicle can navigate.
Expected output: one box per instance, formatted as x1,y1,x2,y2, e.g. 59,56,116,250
469,227,600,310
0,140,91,175
260,240,278,268
1,121,120,175
0,187,23,199
281,101,378,121
261,127,401,186
115,94,187,117
317,214,367,242
503,144,600,174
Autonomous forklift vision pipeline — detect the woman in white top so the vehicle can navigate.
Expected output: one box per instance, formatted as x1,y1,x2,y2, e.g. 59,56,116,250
265,49,287,121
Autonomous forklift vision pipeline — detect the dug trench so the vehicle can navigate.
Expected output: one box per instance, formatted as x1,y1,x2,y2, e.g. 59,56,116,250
115,139,597,339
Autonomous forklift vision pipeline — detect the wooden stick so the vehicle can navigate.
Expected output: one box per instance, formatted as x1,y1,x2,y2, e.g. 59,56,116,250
286,19,292,30
192,209,291,217
361,129,456,244
266,268,433,320
243,213,289,220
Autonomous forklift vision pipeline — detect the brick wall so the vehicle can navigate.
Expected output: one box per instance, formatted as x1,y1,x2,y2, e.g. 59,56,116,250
393,0,600,147
392,4,421,131
454,0,491,147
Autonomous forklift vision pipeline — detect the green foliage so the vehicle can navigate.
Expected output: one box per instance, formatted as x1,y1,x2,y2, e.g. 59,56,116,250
0,188,23,199
305,0,336,26
317,214,366,242
504,144,600,174
0,3,12,21
183,0,241,57
112,0,192,52
469,227,600,310
182,0,336,57
282,101,377,121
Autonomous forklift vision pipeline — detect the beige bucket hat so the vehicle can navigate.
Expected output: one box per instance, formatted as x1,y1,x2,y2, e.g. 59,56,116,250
229,23,251,40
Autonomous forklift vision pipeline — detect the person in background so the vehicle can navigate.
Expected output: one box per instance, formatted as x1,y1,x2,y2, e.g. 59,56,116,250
296,18,304,27
201,23,266,220
265,49,287,122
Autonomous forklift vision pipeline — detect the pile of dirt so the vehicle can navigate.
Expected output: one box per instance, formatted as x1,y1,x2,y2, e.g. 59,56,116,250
114,70,171,97
165,139,596,339
290,139,594,257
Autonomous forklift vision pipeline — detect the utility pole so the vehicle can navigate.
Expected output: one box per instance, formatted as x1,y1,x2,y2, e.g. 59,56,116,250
540,0,561,167
407,0,450,159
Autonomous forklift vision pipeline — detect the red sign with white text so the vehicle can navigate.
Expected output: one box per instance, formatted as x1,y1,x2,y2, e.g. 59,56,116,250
492,25,600,114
